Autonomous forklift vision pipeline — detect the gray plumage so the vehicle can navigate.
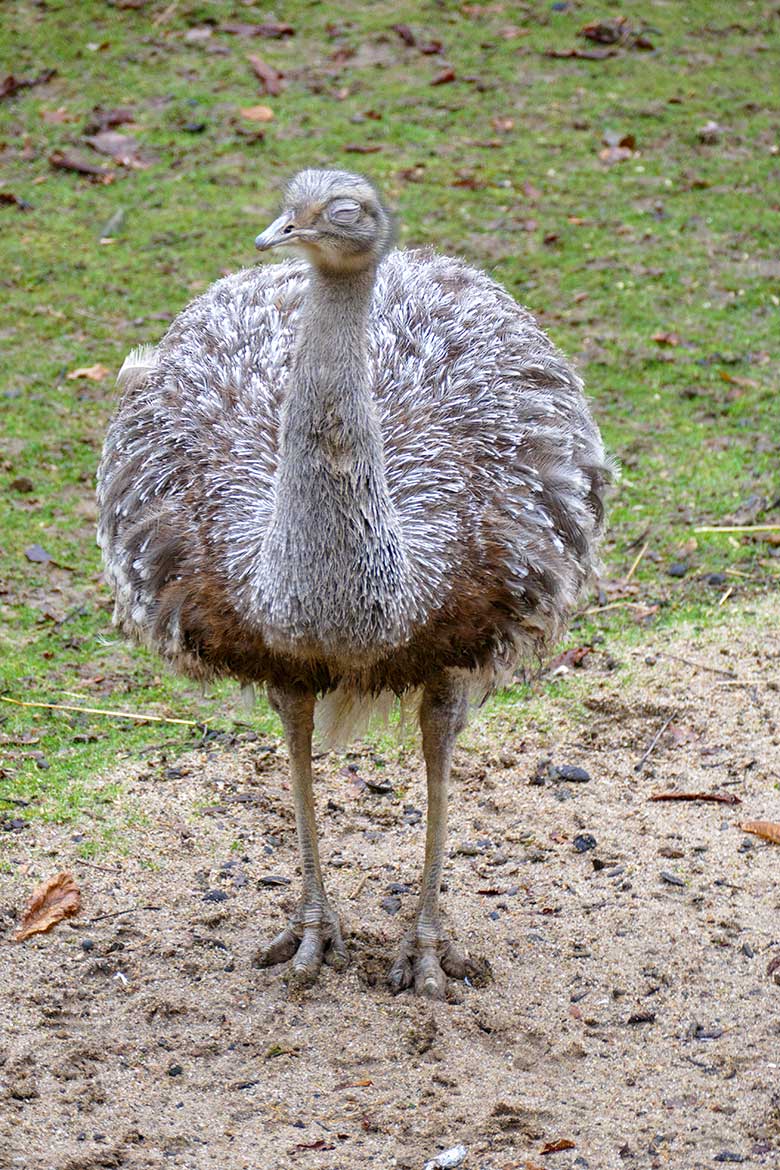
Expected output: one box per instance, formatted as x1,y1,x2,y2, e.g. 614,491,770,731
97,170,613,995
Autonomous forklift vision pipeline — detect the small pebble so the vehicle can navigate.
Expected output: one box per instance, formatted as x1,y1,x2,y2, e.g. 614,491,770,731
380,895,402,915
80,939,94,952
741,941,754,958
713,1155,746,1164
556,764,591,783
456,842,481,856
554,786,575,802
707,572,728,586
660,871,685,887
574,834,597,853
387,882,411,895
258,874,290,887
666,561,688,578
202,889,228,903
423,1144,468,1170
167,1064,183,1077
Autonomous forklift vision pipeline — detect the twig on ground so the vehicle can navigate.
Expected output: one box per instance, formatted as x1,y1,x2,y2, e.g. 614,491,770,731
85,904,162,924
624,541,648,584
650,791,741,805
656,651,737,679
580,600,648,616
694,524,780,533
72,859,123,875
634,713,675,772
718,586,734,607
0,695,205,727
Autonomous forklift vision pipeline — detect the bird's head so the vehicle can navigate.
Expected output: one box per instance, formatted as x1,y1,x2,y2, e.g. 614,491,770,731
255,169,394,273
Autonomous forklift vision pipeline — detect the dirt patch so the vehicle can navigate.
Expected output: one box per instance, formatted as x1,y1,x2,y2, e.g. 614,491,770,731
2,603,780,1170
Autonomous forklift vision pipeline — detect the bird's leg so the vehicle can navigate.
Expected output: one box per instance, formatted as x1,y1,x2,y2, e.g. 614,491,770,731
254,685,348,986
389,673,471,999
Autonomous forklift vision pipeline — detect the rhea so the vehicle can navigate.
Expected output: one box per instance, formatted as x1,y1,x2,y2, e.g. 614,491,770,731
97,169,611,997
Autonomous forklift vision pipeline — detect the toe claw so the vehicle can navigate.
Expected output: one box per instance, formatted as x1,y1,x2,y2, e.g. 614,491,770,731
254,926,300,968
388,952,413,993
439,941,467,980
415,951,446,999
324,935,350,970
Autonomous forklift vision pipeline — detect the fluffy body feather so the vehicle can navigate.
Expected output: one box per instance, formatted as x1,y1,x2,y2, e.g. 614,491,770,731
98,248,611,738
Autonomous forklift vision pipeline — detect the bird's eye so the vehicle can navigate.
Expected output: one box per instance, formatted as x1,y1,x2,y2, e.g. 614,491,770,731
327,198,362,225
283,223,295,234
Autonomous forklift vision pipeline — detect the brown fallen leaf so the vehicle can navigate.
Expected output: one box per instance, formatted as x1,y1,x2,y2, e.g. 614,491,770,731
599,146,630,165
41,106,77,124
544,47,619,60
49,150,113,180
221,21,295,38
14,872,81,942
541,1138,576,1155
1,69,56,101
0,192,32,209
66,363,111,381
579,16,654,50
83,105,137,134
651,791,741,805
239,104,274,122
85,131,150,168
431,67,456,85
652,331,681,347
740,820,780,845
248,54,284,96
392,23,416,47
344,144,382,154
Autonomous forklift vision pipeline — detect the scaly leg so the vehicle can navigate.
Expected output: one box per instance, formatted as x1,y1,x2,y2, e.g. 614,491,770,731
254,685,348,986
388,672,472,998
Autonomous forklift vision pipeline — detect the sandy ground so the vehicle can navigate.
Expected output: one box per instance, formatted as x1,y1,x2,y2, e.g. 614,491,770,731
2,601,780,1170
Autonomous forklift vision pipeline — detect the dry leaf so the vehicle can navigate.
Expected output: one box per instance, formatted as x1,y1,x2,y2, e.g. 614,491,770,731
1,69,56,100
85,131,150,168
544,47,619,60
393,23,416,47
239,104,274,122
431,67,456,85
14,872,81,942
222,21,295,39
41,106,76,124
652,331,681,347
67,363,111,381
541,1138,576,1154
740,820,780,845
49,150,113,180
248,54,283,96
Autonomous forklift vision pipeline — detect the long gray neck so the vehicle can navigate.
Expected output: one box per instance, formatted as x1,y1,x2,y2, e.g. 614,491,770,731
260,262,415,658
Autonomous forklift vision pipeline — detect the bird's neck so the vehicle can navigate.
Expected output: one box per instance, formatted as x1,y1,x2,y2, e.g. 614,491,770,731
283,265,377,458
261,262,417,658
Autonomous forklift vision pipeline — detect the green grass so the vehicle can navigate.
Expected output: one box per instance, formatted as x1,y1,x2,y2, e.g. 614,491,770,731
1,0,779,837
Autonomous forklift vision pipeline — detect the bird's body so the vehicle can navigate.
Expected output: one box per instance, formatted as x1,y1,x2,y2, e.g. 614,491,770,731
99,249,606,710
98,170,612,996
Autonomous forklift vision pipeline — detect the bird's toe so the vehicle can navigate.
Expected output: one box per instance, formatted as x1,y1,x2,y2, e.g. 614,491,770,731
254,926,300,968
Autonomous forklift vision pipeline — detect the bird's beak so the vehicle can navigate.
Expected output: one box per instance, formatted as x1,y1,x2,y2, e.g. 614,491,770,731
255,212,295,251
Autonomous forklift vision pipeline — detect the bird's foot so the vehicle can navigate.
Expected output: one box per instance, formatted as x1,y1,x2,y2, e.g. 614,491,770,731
388,923,474,1000
254,900,348,988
